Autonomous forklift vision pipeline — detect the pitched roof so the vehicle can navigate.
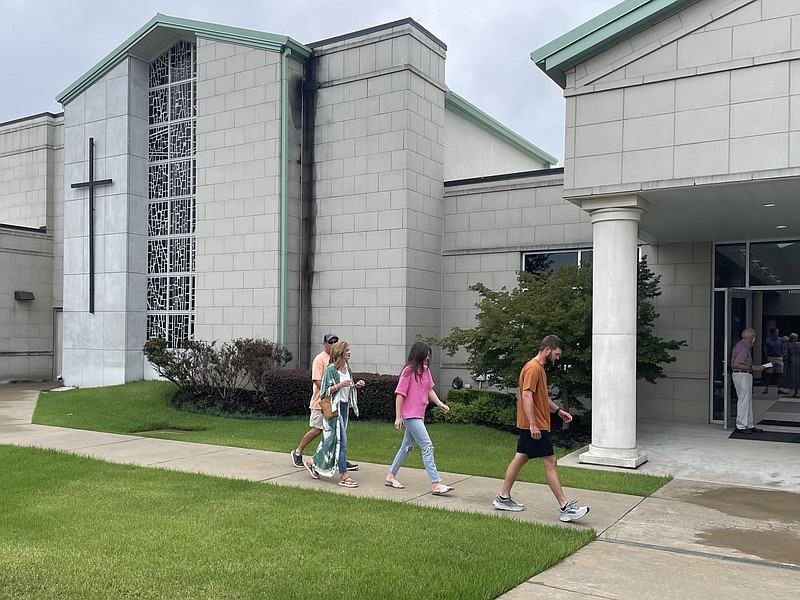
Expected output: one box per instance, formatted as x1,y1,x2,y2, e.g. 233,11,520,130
531,0,701,88
445,90,558,168
56,14,311,105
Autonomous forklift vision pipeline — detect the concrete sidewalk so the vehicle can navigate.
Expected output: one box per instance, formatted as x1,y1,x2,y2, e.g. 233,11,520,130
2,382,798,599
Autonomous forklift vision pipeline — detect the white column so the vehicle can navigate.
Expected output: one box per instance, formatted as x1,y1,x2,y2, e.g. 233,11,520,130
579,196,648,468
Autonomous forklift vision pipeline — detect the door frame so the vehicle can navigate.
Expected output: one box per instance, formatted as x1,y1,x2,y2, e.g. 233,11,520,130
723,289,753,429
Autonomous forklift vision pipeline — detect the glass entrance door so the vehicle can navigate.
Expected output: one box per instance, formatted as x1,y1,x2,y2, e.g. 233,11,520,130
712,289,754,428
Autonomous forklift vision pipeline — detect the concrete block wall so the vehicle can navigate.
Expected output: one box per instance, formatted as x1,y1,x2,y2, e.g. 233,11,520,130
440,171,592,387
50,125,65,308
0,113,63,231
443,110,547,180
310,21,446,375
0,228,54,382
564,0,800,194
0,112,63,308
637,242,713,423
194,40,303,362
0,113,61,229
62,57,149,387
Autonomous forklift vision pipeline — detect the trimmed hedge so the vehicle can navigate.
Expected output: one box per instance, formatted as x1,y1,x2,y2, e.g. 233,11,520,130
439,388,590,448
439,388,518,431
171,369,399,421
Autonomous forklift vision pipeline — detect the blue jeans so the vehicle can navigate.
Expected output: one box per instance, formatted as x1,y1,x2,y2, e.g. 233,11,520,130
389,418,440,483
338,401,349,475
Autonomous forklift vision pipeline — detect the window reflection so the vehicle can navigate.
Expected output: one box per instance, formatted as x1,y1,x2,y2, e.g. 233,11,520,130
749,242,800,286
714,244,746,288
522,250,591,275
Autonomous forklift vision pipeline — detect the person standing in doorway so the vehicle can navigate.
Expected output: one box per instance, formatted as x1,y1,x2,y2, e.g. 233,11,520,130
731,328,765,434
290,333,358,472
384,341,454,495
762,328,788,395
492,335,589,522
783,333,800,397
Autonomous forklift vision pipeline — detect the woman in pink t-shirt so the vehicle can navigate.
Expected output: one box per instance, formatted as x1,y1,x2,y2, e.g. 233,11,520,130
384,341,454,495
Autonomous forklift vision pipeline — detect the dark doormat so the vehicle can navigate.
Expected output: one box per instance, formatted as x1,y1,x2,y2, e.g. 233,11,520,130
729,429,800,443
757,419,800,428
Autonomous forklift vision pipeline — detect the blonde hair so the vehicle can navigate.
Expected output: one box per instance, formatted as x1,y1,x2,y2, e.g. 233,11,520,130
328,340,349,370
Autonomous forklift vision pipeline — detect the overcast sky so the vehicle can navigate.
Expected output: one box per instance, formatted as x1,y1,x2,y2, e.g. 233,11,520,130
1,0,621,163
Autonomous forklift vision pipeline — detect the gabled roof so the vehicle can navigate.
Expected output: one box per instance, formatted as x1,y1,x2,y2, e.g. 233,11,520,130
445,90,558,168
531,0,701,88
56,14,312,106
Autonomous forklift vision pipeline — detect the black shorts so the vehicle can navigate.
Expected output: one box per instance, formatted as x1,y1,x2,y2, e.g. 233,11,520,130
516,428,554,459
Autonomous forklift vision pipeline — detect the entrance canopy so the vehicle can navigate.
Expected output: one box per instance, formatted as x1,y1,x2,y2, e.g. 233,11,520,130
605,176,800,244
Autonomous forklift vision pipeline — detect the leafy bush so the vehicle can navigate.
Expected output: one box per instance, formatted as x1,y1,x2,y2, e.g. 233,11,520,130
439,388,590,448
143,337,292,403
438,389,518,431
433,257,686,403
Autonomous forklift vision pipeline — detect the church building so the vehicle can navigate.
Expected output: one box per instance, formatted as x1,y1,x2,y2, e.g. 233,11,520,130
2,0,799,469
0,15,552,387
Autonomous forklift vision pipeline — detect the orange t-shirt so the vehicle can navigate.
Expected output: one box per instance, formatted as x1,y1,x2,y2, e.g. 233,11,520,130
309,350,330,410
516,357,551,431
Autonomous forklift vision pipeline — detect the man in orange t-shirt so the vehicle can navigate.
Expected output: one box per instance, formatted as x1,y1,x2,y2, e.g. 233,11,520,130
492,335,589,522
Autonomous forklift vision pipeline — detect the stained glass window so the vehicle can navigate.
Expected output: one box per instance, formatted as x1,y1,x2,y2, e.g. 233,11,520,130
147,41,197,347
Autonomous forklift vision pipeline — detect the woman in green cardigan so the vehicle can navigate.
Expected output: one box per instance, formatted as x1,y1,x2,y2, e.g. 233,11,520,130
305,340,365,487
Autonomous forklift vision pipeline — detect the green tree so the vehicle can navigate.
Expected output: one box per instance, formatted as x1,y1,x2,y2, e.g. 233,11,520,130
434,257,685,407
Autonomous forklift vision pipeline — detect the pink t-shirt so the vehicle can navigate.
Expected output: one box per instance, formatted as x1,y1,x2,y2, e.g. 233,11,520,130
395,365,434,419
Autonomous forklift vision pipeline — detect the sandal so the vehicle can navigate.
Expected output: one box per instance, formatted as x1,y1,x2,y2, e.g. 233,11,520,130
385,479,405,489
432,484,454,495
304,459,319,480
339,476,358,488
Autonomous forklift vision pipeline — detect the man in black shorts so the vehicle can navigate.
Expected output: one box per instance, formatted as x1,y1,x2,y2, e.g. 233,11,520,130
493,335,589,522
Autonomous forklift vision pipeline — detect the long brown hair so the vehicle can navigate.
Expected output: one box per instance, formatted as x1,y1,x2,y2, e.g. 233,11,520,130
405,341,431,379
329,341,349,370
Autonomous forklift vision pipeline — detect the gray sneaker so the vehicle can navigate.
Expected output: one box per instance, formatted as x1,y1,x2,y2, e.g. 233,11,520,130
559,500,589,522
493,495,524,512
290,449,303,468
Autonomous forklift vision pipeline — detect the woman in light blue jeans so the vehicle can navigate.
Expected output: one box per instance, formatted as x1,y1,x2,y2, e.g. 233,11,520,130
385,341,454,495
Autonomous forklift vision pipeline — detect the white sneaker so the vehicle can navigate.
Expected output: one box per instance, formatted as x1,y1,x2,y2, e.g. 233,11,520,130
559,500,589,522
493,495,524,512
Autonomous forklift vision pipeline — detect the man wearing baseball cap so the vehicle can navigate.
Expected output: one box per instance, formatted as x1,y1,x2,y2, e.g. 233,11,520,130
291,332,358,471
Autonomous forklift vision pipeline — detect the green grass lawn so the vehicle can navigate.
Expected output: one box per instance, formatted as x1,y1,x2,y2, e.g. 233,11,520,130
33,381,671,497
1,445,595,600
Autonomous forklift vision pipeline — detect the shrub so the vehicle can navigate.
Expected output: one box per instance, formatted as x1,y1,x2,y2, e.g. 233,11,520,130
350,373,399,421
439,389,518,431
260,369,313,416
166,367,400,421
143,337,292,403
440,388,590,448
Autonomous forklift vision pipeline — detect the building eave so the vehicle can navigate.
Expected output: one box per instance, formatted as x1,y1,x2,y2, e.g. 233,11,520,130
56,13,312,106
444,90,558,168
530,0,701,88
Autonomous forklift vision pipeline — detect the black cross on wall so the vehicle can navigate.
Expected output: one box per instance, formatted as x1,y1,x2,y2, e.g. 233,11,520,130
71,137,113,314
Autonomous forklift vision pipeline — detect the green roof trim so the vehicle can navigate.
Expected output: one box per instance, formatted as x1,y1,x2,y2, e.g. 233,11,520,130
56,14,312,105
531,0,701,88
444,90,558,168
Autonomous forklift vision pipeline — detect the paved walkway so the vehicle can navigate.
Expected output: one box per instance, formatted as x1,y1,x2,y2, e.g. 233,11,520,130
1,382,798,599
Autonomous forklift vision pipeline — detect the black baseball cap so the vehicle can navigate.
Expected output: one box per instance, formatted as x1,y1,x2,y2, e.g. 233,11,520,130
324,333,339,343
